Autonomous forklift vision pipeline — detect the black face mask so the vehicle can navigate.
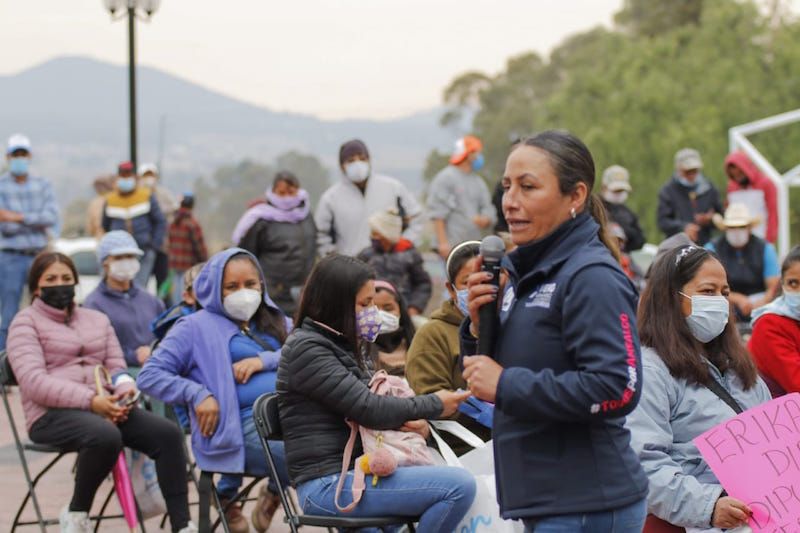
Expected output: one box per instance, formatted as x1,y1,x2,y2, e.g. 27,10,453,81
40,284,75,310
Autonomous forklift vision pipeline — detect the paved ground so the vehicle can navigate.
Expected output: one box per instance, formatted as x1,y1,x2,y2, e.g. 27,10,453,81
0,386,323,532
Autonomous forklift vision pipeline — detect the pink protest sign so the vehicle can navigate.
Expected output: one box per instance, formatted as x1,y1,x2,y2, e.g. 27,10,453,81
694,392,800,531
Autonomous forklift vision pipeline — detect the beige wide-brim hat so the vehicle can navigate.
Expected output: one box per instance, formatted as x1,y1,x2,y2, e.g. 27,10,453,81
712,203,762,231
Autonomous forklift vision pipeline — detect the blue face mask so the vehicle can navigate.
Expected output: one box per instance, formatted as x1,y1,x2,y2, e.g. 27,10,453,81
471,153,485,172
9,157,29,176
784,291,800,314
117,177,137,193
455,288,470,316
676,174,700,189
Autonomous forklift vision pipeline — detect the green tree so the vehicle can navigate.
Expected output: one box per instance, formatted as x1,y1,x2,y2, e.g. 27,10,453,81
439,0,800,244
615,0,703,37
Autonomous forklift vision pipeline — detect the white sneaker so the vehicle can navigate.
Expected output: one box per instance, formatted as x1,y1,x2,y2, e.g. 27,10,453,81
177,521,199,533
59,505,91,533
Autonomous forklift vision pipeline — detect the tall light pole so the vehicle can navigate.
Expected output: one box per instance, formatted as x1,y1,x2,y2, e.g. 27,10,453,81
102,0,161,171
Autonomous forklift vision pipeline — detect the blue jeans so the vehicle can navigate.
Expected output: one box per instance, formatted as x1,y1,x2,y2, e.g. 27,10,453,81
297,466,476,533
216,408,289,500
0,252,34,350
135,248,157,288
524,498,647,533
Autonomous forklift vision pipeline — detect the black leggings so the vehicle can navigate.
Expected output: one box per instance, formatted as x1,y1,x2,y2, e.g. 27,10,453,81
30,407,190,532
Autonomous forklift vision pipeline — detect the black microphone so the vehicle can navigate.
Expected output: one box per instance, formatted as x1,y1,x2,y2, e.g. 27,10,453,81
478,235,505,356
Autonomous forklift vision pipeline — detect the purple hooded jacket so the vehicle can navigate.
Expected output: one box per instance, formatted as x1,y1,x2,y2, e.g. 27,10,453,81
137,247,289,473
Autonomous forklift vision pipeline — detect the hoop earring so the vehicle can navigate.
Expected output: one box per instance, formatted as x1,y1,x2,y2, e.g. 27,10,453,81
570,207,577,219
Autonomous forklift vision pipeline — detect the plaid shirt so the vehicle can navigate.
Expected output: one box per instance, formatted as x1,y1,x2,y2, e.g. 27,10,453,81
0,173,59,251
168,208,208,271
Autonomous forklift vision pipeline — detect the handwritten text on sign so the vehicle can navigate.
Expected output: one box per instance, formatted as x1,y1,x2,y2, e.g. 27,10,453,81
694,393,800,532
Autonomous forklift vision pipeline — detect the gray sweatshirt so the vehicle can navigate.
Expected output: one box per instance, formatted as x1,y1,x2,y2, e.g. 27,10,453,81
426,165,496,245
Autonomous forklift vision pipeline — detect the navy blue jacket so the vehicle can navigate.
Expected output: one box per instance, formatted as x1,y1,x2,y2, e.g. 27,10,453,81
462,213,648,519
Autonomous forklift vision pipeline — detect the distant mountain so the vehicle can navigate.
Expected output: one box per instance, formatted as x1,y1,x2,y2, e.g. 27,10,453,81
0,56,451,203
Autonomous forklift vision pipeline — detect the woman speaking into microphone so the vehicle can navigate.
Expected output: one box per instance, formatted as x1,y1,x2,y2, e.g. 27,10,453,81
462,131,649,532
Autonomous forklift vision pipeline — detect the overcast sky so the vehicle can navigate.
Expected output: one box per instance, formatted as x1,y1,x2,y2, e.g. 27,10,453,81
1,0,626,120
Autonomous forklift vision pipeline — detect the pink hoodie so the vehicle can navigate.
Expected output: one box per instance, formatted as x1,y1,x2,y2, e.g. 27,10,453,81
7,299,134,431
725,151,779,244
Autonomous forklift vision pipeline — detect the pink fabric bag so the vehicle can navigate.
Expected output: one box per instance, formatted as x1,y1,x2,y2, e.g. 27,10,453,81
335,370,435,512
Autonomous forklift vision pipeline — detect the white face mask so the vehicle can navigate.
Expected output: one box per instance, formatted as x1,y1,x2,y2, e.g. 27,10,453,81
725,228,750,248
680,292,730,343
108,258,141,282
603,190,629,205
344,161,370,183
141,176,157,188
378,310,400,334
223,288,262,322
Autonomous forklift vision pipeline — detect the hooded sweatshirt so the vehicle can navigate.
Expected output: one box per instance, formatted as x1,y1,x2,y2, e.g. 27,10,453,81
725,151,778,243
749,296,800,396
137,248,288,473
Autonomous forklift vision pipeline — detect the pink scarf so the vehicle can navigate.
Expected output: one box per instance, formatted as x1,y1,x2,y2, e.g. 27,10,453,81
232,189,310,244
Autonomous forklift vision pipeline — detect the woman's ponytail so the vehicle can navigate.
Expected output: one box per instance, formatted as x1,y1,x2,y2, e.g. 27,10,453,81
587,193,621,263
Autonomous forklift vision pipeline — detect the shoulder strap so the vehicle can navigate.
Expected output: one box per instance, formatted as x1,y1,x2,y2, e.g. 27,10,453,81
241,327,279,352
396,196,409,232
334,420,366,512
704,378,744,414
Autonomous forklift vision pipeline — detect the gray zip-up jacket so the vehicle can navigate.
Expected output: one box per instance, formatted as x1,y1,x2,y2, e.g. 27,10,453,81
625,348,770,528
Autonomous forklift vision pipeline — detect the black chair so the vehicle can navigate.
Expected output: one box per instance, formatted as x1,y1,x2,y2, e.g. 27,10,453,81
197,471,263,533
252,392,418,533
154,403,262,533
0,351,131,532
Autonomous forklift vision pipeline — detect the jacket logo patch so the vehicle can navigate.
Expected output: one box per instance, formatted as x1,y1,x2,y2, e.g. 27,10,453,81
501,286,515,312
525,283,557,308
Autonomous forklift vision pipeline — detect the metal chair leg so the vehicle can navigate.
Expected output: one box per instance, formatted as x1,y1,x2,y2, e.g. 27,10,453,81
10,451,63,533
198,472,213,533
210,483,231,533
93,484,116,533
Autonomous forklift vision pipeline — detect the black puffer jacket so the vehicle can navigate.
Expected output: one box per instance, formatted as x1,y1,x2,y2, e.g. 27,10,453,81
276,319,443,486
356,239,432,312
238,215,316,316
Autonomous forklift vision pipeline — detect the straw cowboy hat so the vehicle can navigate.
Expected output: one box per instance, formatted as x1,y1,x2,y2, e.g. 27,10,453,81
712,203,762,231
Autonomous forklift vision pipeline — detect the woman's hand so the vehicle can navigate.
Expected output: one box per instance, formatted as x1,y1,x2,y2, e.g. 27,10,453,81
462,355,503,402
233,357,264,384
434,389,472,418
90,394,127,423
400,419,430,439
136,345,152,365
712,496,751,529
195,395,220,437
465,257,508,337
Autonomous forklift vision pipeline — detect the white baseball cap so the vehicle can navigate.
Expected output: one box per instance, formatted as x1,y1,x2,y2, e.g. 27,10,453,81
7,134,32,155
138,163,159,176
